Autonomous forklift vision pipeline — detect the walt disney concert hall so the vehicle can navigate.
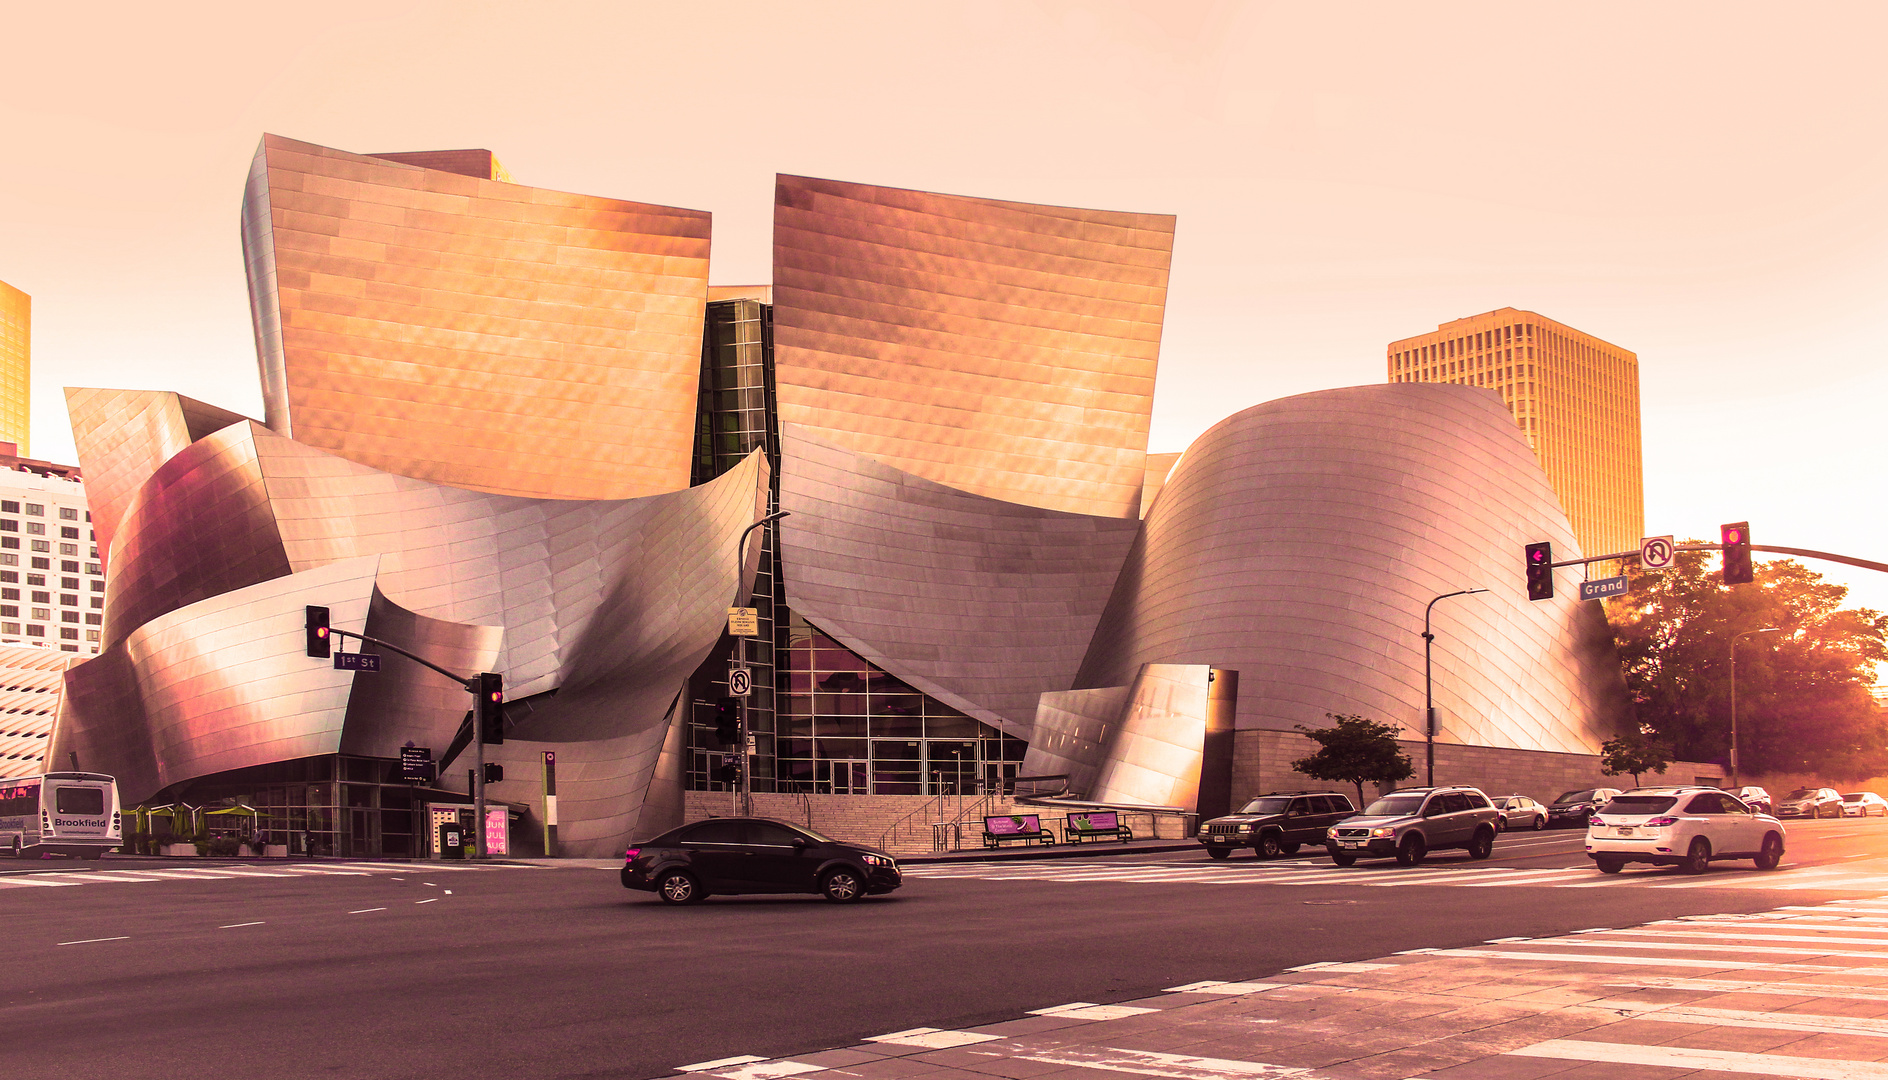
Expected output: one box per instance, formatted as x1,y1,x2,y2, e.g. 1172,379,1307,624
50,136,1634,858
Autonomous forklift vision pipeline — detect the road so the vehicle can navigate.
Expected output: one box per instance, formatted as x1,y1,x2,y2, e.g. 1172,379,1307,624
7,816,1888,1080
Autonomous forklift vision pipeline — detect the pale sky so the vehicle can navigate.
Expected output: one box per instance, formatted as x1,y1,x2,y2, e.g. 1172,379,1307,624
3,2,1884,621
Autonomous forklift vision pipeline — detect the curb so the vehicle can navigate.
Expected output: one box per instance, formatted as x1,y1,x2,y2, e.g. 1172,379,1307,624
898,840,1201,865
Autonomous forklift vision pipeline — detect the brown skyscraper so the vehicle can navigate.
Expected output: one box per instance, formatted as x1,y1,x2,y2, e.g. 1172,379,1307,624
1388,308,1643,562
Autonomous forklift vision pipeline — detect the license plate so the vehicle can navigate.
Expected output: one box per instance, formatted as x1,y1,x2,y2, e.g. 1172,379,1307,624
1615,827,1633,836
1340,841,1361,849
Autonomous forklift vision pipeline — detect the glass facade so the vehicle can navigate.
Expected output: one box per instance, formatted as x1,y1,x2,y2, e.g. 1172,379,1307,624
684,297,1028,796
157,754,425,858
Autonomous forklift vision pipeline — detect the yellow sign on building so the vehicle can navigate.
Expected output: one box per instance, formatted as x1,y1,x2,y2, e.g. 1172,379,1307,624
727,607,760,636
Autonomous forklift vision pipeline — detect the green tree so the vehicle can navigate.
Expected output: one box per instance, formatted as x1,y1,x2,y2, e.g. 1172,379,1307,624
1599,729,1672,787
1604,549,1888,780
1292,713,1414,806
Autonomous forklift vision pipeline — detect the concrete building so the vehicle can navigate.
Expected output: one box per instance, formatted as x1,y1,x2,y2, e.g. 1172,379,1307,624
1387,309,1644,565
0,446,102,656
0,280,27,455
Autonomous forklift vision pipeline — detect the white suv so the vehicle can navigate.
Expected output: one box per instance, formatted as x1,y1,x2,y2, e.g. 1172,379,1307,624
1586,787,1785,874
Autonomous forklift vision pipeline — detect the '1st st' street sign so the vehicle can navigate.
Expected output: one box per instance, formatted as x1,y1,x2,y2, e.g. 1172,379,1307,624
335,652,382,672
1579,576,1629,602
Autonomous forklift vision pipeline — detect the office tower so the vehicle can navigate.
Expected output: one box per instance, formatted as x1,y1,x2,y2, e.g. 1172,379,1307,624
0,280,27,455
0,446,103,656
1387,307,1644,563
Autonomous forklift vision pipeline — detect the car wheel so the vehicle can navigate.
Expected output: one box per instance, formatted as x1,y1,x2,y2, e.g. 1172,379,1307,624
655,870,701,905
1681,837,1711,874
1595,856,1625,874
1754,832,1783,870
1330,851,1356,867
1206,846,1231,860
1256,832,1283,860
1533,813,1545,831
1278,842,1301,855
1395,834,1426,867
820,867,867,903
1468,827,1495,860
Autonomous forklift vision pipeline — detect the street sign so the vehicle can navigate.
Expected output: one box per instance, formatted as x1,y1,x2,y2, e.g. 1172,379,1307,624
334,652,382,672
728,666,752,697
1579,576,1629,601
727,607,760,636
398,745,434,783
1640,535,1676,570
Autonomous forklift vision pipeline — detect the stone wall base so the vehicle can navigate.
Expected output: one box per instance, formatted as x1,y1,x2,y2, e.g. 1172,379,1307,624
1233,729,1719,808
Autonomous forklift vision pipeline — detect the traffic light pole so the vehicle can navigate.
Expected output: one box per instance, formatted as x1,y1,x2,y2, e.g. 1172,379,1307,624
1422,589,1488,787
732,511,790,818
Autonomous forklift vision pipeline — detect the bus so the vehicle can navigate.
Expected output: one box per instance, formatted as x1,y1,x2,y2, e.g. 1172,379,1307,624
0,772,121,859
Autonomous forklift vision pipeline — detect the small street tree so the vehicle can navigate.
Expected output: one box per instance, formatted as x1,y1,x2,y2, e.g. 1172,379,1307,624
1292,713,1414,807
1599,728,1673,787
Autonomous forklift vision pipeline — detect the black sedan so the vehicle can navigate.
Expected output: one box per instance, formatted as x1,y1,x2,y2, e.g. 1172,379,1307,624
622,817,902,904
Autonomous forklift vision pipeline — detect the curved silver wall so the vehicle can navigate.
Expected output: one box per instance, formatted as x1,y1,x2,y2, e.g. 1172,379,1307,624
778,424,1141,736
1076,383,1631,755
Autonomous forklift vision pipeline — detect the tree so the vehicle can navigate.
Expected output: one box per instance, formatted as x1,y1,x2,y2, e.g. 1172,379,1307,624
1604,549,1888,780
1292,713,1414,806
1599,729,1672,787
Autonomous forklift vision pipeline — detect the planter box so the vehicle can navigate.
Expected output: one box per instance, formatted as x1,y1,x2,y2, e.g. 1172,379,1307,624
160,843,198,857
261,844,288,858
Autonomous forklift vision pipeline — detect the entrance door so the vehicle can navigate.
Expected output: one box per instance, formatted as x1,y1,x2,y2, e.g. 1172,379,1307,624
830,759,868,795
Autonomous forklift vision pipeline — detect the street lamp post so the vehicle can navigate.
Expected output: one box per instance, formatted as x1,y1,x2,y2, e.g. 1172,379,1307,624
733,510,790,817
1423,589,1489,787
1730,627,1783,788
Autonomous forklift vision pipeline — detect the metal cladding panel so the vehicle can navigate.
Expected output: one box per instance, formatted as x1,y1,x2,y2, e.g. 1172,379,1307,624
772,174,1174,519
52,558,380,803
1075,383,1630,756
65,388,250,563
1020,684,1133,798
241,133,710,501
337,588,503,761
778,424,1141,737
1088,664,1212,810
102,421,295,648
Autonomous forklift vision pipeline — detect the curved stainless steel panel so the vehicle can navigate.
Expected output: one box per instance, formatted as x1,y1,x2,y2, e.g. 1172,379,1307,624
772,174,1174,519
778,424,1140,736
64,388,252,562
1076,383,1630,755
242,134,711,501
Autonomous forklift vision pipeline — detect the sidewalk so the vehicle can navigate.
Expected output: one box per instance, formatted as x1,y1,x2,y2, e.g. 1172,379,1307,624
664,894,1888,1080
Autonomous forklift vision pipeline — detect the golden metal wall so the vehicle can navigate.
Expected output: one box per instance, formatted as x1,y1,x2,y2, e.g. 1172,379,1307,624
772,175,1174,519
65,389,250,565
241,134,711,501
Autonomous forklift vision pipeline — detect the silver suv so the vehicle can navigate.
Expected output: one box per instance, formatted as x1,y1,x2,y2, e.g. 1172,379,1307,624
1325,786,1501,867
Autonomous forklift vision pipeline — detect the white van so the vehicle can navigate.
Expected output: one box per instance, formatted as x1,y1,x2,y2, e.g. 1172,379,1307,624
0,772,122,858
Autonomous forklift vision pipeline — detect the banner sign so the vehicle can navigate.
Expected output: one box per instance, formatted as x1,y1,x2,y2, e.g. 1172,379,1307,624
984,814,1040,835
1068,810,1119,831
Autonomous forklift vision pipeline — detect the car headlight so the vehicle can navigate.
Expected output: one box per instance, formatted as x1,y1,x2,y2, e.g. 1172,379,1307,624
1370,826,1397,838
862,853,894,867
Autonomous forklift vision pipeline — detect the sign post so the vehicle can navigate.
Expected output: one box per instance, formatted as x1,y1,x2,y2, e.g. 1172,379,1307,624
542,751,557,858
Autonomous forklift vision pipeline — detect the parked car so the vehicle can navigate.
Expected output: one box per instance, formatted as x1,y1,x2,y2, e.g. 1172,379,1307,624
1324,786,1501,867
1586,787,1784,874
1775,787,1844,819
1546,788,1622,828
621,817,901,904
1734,786,1773,815
1491,795,1546,831
1198,792,1356,859
1842,792,1888,817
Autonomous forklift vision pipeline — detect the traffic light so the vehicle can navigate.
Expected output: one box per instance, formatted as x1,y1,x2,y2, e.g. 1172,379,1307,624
1721,522,1753,585
482,762,504,784
305,606,331,658
713,698,739,746
718,755,741,784
1524,542,1554,601
476,672,504,744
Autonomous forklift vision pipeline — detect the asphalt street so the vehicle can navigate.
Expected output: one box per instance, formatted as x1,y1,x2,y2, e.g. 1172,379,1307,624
7,816,1888,1080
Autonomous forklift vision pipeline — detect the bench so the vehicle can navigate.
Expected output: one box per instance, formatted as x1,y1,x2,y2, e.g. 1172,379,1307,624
983,813,1055,848
1063,810,1134,844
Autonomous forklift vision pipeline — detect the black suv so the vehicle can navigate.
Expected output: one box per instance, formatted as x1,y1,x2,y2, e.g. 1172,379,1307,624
1547,788,1623,828
622,817,901,904
1324,786,1501,866
1198,792,1357,859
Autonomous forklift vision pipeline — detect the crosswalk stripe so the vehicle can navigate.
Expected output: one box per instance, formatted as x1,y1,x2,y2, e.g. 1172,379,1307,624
1428,946,1888,973
1511,1037,1888,1078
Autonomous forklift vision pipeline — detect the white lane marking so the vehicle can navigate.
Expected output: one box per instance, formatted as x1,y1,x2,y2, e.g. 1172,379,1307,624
866,1027,1002,1048
0,876,81,887
347,907,386,914
1014,1043,1319,1079
415,898,437,904
1525,936,1888,958
219,921,264,929
1283,962,1391,973
1612,928,1888,948
1428,947,1887,973
1162,981,1289,995
1605,977,1888,1001
57,935,130,945
676,1056,767,1072
706,1063,827,1080
1510,1037,1888,1078
1583,1000,1888,1037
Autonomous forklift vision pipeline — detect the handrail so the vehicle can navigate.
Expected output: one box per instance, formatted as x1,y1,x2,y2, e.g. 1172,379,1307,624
876,792,947,851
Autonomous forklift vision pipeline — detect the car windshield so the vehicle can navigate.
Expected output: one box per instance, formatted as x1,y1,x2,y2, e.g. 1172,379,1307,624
1237,797,1292,815
1601,795,1678,815
1362,795,1425,817
1845,794,1867,802
1785,788,1820,799
1555,790,1597,803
